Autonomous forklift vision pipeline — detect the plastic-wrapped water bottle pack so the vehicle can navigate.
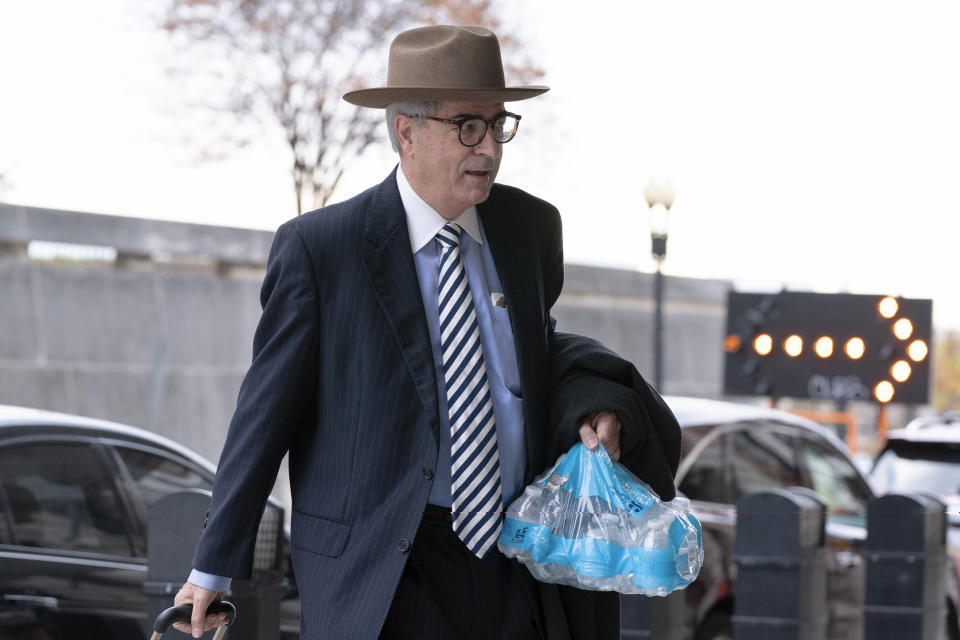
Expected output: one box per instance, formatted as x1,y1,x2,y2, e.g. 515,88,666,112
498,442,703,595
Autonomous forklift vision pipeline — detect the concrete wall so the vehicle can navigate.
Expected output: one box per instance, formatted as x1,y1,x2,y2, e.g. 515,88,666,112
0,203,270,463
557,265,729,398
0,203,730,465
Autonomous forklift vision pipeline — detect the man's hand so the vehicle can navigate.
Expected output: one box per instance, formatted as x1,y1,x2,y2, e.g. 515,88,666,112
578,410,622,461
172,582,227,638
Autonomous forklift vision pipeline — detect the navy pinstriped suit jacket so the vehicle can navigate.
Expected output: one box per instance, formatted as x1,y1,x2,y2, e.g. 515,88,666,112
192,168,674,639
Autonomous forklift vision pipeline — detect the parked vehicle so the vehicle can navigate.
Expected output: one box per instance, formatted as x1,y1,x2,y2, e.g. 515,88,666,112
0,405,299,639
618,395,909,640
870,413,960,522
4,400,957,639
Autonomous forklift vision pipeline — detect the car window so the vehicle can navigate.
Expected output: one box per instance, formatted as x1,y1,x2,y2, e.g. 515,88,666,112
796,437,869,515
871,444,960,495
0,442,133,556
729,428,801,502
679,433,730,504
115,447,213,510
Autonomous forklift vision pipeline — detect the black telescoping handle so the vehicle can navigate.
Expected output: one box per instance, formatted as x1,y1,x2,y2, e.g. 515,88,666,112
153,600,237,634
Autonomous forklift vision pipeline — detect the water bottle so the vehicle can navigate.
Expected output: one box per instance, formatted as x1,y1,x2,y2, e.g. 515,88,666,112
498,443,703,595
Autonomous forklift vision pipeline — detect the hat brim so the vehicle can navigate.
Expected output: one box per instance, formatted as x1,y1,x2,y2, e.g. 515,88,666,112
342,85,549,109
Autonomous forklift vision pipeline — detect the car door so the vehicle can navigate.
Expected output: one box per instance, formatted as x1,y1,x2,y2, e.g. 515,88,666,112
676,427,736,628
0,437,146,639
107,442,302,640
794,434,871,524
106,442,215,556
726,425,802,501
674,422,804,638
794,432,872,640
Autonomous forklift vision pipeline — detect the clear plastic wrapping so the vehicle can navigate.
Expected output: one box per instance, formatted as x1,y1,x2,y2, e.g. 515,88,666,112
498,442,702,595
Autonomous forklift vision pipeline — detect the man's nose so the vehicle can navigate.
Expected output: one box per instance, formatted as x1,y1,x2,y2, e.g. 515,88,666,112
474,127,501,156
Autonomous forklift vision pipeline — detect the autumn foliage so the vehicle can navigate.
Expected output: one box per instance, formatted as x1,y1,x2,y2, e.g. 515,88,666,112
933,330,960,412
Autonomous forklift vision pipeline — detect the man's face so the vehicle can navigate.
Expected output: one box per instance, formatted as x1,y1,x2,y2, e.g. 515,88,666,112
398,101,505,220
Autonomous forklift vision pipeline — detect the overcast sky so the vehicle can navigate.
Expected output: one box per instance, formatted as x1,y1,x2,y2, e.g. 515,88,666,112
2,0,958,331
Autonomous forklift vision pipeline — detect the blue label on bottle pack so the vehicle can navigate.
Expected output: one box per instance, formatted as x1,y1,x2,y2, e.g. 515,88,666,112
500,515,692,590
499,442,704,595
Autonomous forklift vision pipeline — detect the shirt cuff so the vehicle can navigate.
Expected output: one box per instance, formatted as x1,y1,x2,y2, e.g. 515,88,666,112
188,568,232,592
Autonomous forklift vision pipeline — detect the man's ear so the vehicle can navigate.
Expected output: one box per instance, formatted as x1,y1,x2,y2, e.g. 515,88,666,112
395,114,415,156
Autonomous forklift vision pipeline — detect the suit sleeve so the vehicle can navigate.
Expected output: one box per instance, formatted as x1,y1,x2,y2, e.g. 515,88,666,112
542,211,681,501
192,221,320,578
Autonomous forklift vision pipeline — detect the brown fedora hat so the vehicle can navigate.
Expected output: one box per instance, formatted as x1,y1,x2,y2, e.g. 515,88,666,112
343,25,549,109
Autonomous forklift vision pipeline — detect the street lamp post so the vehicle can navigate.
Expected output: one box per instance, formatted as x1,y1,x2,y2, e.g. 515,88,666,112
644,184,674,392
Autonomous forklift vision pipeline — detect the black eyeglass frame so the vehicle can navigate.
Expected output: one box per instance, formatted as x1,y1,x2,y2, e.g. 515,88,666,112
420,112,522,147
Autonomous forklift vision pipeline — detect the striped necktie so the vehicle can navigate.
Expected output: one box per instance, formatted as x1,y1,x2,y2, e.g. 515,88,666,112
436,223,503,558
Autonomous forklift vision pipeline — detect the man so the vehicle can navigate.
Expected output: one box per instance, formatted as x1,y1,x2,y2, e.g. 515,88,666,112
174,25,680,639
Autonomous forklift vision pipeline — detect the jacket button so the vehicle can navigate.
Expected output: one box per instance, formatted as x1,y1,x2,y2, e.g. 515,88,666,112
422,467,434,480
398,539,411,553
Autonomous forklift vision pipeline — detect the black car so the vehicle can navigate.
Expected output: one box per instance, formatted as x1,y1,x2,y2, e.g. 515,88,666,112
0,404,299,639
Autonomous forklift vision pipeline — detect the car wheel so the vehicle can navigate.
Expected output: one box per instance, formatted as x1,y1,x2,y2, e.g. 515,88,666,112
694,612,733,640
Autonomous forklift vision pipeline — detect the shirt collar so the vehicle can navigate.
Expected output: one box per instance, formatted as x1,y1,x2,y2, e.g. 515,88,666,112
396,165,483,253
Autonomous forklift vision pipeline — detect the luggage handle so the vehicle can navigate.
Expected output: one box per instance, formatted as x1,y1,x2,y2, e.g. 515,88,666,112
150,600,237,640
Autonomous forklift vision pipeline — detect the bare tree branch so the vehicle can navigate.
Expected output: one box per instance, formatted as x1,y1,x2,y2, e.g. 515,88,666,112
161,0,541,214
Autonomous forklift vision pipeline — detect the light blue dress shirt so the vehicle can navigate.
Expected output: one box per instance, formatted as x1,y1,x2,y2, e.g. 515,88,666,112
189,167,526,592
396,167,526,508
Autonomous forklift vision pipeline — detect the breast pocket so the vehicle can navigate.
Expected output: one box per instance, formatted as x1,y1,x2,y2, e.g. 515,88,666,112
492,305,524,398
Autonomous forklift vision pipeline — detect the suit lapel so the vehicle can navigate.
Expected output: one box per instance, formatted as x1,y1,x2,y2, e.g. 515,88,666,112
479,203,539,364
361,169,440,435
478,194,544,473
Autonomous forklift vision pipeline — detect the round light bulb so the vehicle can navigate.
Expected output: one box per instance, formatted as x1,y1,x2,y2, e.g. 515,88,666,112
724,334,742,353
893,318,914,340
845,337,866,360
908,339,929,362
814,336,834,358
891,360,912,382
878,296,899,319
754,334,773,356
874,380,895,403
784,335,803,357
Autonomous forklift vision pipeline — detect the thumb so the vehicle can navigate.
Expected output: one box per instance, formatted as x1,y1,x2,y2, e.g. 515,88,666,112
578,423,599,449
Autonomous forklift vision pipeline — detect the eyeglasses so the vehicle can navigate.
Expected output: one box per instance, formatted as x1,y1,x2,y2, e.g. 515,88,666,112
422,112,522,147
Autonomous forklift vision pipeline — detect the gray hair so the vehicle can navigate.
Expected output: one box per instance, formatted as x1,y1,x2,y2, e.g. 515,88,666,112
385,101,438,152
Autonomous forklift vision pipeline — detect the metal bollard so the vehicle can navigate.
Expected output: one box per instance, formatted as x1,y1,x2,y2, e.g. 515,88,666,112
619,594,653,639
621,575,695,639
145,489,222,639
864,492,947,640
733,488,827,640
145,489,287,640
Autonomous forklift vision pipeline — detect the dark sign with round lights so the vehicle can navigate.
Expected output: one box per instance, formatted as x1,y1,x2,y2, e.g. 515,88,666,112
723,291,932,404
